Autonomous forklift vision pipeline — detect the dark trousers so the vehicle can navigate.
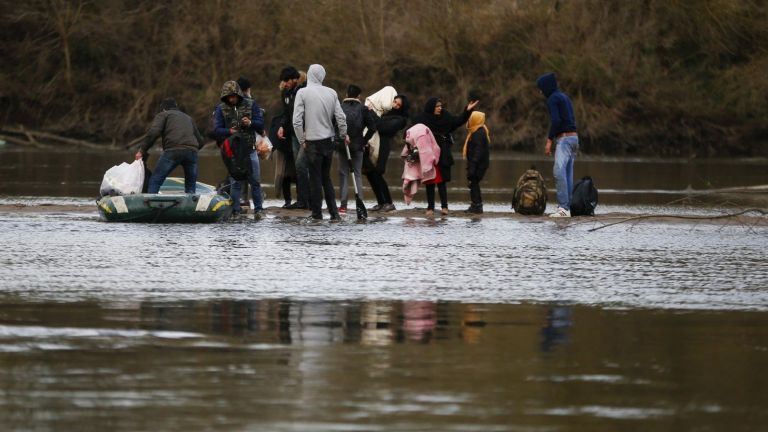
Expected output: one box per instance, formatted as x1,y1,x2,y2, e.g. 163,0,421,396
426,182,448,210
469,177,482,206
280,177,292,205
364,140,393,206
305,138,338,219
366,171,392,205
291,136,310,206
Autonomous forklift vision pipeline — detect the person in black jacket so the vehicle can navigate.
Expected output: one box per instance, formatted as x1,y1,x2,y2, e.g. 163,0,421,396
462,111,490,214
413,97,479,216
364,94,409,212
276,66,309,209
338,84,377,214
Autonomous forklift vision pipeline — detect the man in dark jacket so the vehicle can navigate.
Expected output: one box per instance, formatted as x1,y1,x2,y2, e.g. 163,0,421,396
136,98,205,194
338,84,376,214
213,80,265,216
536,72,578,218
276,66,310,209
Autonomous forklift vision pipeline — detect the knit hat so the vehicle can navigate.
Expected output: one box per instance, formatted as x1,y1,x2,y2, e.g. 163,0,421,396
236,77,251,92
279,66,300,81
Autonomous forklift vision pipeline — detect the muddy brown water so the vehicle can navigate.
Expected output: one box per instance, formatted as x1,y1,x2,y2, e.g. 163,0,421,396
0,147,767,431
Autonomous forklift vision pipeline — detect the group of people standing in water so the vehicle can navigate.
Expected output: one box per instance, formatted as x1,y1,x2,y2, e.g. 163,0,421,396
269,63,492,219
139,62,578,219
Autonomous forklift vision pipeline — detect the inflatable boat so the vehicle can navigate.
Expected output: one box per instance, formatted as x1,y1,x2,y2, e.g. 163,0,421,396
96,177,232,223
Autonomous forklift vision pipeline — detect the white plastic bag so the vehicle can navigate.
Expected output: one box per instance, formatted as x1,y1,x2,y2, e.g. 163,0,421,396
255,134,273,160
100,159,145,196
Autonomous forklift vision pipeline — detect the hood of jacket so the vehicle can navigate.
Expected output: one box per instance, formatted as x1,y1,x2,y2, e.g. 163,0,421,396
536,72,558,98
423,97,441,115
307,64,326,86
220,80,244,104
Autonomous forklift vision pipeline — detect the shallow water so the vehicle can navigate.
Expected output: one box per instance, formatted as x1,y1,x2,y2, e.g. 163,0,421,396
0,148,767,430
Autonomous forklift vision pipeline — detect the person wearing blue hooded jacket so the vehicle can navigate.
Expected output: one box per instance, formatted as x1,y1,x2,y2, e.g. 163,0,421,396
213,80,265,216
536,72,578,218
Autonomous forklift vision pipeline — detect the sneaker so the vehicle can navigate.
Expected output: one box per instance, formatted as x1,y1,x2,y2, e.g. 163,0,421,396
369,204,383,212
338,206,347,215
282,202,291,208
549,207,571,218
425,209,434,217
441,208,449,216
253,210,266,219
380,203,396,212
330,213,342,221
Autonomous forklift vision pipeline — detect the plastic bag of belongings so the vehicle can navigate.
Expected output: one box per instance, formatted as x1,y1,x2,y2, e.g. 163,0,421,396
100,160,145,196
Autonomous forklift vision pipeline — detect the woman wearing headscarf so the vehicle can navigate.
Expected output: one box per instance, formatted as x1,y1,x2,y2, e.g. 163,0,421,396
413,97,479,216
463,111,490,214
363,87,410,212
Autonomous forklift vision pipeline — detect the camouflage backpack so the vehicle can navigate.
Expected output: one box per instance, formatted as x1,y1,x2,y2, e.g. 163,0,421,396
512,167,547,215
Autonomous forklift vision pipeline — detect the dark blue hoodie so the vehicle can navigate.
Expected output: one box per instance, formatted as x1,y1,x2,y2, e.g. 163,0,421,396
536,72,577,140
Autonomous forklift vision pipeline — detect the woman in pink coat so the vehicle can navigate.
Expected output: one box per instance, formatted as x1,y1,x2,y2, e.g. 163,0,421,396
401,123,441,211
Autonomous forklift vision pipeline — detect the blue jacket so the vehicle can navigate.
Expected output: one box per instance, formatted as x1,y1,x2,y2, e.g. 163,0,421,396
213,80,264,141
536,72,577,140
213,99,264,141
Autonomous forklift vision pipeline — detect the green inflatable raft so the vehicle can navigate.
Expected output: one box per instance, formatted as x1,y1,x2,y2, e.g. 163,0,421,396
97,177,233,223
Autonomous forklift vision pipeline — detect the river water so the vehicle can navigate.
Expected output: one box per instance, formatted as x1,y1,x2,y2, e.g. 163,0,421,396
0,148,767,431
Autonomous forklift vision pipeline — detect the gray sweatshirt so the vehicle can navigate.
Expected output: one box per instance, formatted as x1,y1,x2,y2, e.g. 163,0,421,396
292,64,347,144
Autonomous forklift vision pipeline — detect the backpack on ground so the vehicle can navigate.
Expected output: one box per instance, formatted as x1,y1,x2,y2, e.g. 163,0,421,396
570,176,598,216
512,167,547,215
220,133,251,181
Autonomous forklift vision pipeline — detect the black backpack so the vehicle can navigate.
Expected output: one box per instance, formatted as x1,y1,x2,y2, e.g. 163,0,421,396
342,102,365,139
220,133,251,181
512,168,547,215
570,176,598,216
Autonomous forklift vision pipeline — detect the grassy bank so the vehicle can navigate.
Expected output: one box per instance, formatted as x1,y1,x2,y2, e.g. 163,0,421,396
1,0,766,156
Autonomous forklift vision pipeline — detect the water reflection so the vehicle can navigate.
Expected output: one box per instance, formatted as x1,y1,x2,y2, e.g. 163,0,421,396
130,299,489,347
540,306,572,352
1,299,767,431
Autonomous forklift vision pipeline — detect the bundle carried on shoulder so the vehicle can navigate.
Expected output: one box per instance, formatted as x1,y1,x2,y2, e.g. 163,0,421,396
570,176,598,216
512,167,547,215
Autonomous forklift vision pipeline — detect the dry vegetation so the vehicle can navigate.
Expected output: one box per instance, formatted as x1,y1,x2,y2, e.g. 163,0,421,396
1,0,767,156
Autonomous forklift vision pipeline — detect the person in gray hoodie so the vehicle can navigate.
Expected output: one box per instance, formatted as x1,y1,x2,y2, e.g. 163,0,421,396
292,64,348,220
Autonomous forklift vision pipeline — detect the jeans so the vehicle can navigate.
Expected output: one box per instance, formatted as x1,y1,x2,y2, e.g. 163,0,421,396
231,151,264,213
305,138,338,219
147,149,198,194
291,135,310,206
337,148,364,207
553,135,579,210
